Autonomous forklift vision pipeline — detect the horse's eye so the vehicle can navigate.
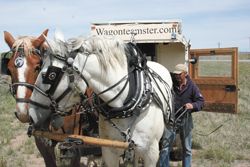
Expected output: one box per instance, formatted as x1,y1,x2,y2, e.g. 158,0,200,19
35,66,41,72
41,72,46,79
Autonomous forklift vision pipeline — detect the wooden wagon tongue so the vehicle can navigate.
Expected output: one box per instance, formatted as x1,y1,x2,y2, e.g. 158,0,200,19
32,130,134,149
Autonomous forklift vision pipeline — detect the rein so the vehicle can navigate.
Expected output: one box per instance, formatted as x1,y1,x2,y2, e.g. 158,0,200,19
86,43,152,119
88,68,132,108
80,42,172,120
11,82,51,109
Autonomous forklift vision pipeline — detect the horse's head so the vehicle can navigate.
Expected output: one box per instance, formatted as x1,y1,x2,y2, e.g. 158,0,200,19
3,29,49,123
28,33,87,128
68,36,129,107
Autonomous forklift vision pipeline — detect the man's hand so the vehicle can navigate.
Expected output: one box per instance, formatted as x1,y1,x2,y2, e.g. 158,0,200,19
185,103,193,110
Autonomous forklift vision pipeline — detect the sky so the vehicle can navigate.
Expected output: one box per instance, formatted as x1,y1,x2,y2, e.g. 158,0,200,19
1,0,250,52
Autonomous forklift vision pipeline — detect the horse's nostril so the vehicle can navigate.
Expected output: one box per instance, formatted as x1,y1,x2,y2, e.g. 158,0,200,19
14,111,19,119
14,110,29,123
29,116,34,124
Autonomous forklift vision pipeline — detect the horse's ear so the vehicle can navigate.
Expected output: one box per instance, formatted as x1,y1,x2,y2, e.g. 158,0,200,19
4,31,15,48
33,29,49,48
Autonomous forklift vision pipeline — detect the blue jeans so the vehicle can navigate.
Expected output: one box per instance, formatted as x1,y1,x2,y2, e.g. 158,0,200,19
159,127,176,167
179,127,192,167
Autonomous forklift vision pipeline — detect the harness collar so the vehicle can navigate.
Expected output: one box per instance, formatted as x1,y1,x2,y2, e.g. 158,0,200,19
92,43,152,119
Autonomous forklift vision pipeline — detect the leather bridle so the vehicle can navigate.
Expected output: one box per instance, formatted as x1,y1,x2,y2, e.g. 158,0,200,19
9,46,44,104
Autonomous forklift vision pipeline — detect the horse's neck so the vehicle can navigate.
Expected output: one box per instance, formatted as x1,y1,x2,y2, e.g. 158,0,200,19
92,67,130,108
81,55,129,108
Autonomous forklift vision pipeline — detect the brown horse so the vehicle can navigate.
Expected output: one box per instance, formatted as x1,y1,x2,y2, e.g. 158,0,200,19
3,30,83,167
4,30,48,123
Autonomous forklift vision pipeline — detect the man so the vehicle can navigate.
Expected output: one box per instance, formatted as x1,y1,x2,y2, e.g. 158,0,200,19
159,63,204,167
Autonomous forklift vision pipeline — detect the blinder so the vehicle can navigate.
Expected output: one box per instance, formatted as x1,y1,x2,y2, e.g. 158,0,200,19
43,65,64,95
0,52,12,75
43,66,64,84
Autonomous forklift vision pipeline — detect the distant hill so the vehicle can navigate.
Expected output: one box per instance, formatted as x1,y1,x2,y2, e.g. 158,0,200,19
239,52,250,59
239,51,250,54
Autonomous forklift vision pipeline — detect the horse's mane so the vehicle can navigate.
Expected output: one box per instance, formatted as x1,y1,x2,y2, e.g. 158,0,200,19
47,38,68,58
13,36,36,57
69,36,127,71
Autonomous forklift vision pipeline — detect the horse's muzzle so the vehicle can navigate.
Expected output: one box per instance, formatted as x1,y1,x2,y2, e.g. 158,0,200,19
28,106,51,127
15,102,30,123
14,111,30,123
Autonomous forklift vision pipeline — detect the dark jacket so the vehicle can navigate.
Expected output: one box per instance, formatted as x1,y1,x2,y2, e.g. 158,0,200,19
173,75,204,134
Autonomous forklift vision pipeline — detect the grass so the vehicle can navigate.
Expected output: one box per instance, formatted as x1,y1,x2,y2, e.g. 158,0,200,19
199,61,232,77
191,60,250,166
0,84,16,147
23,138,36,154
0,79,40,167
0,157,7,167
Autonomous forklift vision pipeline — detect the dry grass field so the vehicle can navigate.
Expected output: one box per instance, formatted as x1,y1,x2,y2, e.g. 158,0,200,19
0,53,250,167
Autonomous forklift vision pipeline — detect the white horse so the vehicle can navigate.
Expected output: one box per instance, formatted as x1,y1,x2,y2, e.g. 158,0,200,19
28,33,86,129
28,32,101,167
29,34,173,167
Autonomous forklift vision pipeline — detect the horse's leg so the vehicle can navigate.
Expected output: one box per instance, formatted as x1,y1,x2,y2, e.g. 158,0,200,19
69,148,81,167
143,139,160,167
102,148,120,167
34,137,56,167
130,106,164,167
55,144,81,167
133,153,139,167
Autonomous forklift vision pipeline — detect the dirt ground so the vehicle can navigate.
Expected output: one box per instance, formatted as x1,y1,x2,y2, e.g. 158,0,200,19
8,130,250,167
6,120,250,167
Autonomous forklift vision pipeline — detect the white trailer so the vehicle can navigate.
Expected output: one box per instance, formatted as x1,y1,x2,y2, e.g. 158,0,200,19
91,20,189,72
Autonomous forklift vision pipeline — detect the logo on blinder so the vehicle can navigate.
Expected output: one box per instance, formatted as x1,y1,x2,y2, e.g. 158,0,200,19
48,72,57,81
14,57,24,68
